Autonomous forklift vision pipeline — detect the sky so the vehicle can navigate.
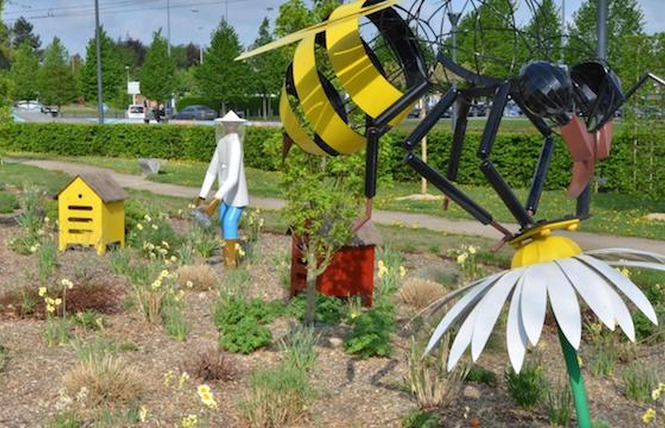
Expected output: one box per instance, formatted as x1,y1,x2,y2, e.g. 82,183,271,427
3,0,664,58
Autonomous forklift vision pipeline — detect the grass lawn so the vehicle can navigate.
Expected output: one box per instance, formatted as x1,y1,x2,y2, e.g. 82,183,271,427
7,153,665,240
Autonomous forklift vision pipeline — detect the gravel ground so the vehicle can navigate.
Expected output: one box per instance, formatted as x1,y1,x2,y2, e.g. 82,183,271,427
0,215,663,427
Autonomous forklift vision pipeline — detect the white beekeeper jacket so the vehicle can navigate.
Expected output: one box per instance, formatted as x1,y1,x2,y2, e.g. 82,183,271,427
199,132,249,207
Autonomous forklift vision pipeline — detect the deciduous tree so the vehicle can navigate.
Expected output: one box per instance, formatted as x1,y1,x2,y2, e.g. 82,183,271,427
9,40,39,101
38,37,77,109
140,30,176,104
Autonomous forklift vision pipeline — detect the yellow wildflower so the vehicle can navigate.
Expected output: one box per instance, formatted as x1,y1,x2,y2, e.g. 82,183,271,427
642,408,656,424
186,280,194,289
399,266,406,278
139,405,148,422
652,388,661,401
137,223,144,231
38,287,47,297
170,255,178,263
54,298,62,306
61,279,74,289
144,214,152,222
29,245,37,253
197,385,211,395
164,370,174,387
46,304,55,313
377,260,389,279
44,216,50,223
181,414,198,428
162,241,170,249
457,253,468,265
152,224,159,230
159,270,170,279
151,280,162,290
468,246,477,255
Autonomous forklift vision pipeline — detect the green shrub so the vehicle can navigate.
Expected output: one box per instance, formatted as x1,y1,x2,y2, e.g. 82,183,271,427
290,294,347,325
622,363,658,402
465,365,498,387
71,310,107,331
504,356,547,409
0,191,17,213
345,303,395,359
401,409,442,428
214,297,285,354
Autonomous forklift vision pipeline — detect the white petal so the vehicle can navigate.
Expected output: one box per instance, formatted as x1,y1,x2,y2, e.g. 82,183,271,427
447,305,478,371
545,263,581,349
577,255,658,325
471,269,523,361
605,260,665,273
507,276,528,373
556,258,615,330
519,264,548,346
587,248,665,263
424,273,503,355
606,284,636,341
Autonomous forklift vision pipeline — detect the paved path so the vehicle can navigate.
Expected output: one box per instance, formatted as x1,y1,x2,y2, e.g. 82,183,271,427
9,158,665,253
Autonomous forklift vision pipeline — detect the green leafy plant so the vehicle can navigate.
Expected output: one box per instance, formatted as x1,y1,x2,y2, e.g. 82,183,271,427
465,365,498,387
214,297,284,354
36,237,58,285
504,355,547,409
162,296,189,342
623,363,658,402
71,310,107,332
345,303,395,359
401,409,442,428
0,191,18,213
290,294,346,325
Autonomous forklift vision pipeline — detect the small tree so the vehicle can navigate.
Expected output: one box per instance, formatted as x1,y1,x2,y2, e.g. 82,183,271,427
140,29,176,104
80,27,124,105
9,40,39,101
39,37,77,109
282,148,362,325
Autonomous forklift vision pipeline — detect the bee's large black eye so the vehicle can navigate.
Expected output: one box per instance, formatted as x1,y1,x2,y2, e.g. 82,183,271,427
571,61,624,131
518,61,573,124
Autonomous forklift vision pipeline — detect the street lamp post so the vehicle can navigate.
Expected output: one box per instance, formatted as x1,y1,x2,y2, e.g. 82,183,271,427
94,0,104,124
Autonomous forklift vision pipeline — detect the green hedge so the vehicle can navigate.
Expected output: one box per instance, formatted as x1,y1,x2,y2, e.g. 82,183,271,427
2,122,663,196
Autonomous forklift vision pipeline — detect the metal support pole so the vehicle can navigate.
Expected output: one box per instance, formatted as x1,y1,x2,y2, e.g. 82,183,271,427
560,0,566,63
577,0,608,218
94,0,104,124
448,12,461,132
167,0,171,56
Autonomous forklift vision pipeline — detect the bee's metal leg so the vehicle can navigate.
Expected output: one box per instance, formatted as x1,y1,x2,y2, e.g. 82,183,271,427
526,135,555,216
444,97,471,210
478,83,532,228
404,89,458,150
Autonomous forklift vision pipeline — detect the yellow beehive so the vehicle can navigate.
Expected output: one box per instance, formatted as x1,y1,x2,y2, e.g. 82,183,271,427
56,172,128,255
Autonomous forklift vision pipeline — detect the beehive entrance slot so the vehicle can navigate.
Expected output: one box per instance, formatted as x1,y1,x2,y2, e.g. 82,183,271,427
68,205,93,211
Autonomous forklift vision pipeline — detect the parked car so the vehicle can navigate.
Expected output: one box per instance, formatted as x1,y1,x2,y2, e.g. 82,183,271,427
41,106,59,117
126,104,146,120
15,100,44,111
171,105,218,121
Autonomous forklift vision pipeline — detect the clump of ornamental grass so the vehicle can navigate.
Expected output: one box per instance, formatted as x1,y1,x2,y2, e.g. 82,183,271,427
398,278,445,310
177,264,218,291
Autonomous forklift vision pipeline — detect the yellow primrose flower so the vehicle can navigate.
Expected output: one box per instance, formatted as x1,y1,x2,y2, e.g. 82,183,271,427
186,280,194,289
139,405,148,422
44,216,50,223
181,414,198,428
46,304,55,313
162,241,170,249
159,270,169,279
399,266,406,278
61,279,74,289
658,383,665,393
164,370,174,387
144,214,152,222
457,253,468,265
151,280,162,290
187,203,196,209
38,287,47,297
46,297,55,305
152,224,159,230
642,408,656,424
197,385,211,395
54,298,62,306
618,267,631,278
136,223,144,230
170,256,178,263
652,388,661,401
29,245,37,253
468,246,477,255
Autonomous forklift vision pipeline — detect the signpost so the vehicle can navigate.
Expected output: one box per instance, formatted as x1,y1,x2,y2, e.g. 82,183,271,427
127,81,140,105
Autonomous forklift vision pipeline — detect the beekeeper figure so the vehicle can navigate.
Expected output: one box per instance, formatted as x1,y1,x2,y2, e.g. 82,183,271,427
197,110,248,268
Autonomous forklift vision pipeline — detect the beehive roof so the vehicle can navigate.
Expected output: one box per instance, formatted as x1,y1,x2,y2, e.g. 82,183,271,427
57,172,129,203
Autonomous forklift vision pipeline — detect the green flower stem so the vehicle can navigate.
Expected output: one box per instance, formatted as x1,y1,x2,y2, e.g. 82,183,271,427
557,327,592,428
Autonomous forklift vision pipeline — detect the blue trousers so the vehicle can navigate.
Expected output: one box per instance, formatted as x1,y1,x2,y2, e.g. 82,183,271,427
219,202,244,240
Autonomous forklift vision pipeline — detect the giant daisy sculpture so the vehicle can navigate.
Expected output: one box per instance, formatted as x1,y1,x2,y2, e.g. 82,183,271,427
425,219,663,428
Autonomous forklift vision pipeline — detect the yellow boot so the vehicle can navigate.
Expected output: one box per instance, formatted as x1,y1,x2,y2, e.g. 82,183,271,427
224,239,239,269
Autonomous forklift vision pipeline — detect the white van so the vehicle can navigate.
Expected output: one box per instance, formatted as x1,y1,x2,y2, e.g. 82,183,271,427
126,104,146,120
